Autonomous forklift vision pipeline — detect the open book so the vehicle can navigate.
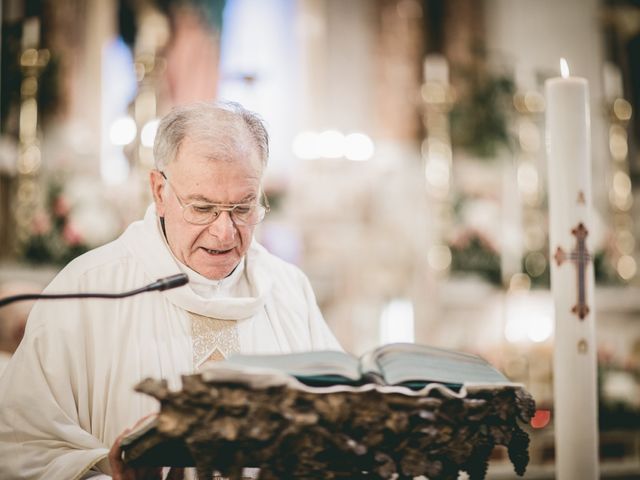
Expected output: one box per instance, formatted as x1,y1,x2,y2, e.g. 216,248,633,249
120,343,530,474
219,342,509,390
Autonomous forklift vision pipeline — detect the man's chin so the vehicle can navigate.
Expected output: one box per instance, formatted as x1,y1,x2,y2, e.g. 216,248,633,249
197,261,240,281
190,249,241,280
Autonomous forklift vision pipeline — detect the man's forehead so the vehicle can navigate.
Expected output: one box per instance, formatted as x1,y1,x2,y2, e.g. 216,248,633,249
175,136,263,173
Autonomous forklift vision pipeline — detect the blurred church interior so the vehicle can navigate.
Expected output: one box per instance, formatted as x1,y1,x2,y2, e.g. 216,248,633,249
1,0,640,477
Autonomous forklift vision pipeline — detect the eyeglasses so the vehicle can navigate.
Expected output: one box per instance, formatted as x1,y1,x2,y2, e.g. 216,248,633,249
159,171,270,226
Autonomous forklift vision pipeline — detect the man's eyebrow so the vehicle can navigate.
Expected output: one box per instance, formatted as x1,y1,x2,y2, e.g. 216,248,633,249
186,193,257,204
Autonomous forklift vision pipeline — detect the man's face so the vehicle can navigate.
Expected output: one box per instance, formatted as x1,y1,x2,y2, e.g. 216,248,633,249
150,136,262,280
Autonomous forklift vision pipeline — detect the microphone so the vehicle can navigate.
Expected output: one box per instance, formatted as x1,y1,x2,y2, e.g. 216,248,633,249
144,274,189,292
0,273,189,308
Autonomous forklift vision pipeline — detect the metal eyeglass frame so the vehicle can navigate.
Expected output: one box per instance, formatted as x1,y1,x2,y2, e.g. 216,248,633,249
159,171,270,226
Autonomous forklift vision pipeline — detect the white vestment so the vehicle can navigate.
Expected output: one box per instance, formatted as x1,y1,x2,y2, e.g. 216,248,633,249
0,205,340,479
0,351,11,377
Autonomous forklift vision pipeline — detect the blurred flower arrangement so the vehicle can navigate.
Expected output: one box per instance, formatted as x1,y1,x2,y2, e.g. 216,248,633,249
445,54,517,284
20,176,124,265
447,193,503,285
450,62,515,159
449,228,502,285
598,346,640,430
22,180,90,265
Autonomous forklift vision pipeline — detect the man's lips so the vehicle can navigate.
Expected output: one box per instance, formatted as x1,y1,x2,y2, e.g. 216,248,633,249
201,247,234,255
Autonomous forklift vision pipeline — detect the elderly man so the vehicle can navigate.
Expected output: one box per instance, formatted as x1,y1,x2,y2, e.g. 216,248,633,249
0,102,340,479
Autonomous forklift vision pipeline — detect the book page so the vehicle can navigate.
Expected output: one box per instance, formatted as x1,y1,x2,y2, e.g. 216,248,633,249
222,350,362,384
372,343,509,387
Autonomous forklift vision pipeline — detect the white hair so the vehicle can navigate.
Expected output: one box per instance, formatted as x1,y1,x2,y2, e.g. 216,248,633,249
153,101,269,172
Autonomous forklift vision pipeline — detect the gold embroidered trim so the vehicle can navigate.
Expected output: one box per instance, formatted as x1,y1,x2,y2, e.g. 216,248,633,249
188,312,240,368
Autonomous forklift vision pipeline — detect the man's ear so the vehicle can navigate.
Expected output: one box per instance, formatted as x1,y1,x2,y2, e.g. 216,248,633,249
149,170,167,216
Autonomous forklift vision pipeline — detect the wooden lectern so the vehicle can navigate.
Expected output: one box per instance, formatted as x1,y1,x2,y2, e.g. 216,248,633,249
121,366,534,480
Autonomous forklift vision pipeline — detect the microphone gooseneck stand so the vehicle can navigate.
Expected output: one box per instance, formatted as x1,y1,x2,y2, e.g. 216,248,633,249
0,273,189,308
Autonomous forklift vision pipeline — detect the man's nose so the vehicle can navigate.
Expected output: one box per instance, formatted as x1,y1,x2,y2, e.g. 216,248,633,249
206,211,236,242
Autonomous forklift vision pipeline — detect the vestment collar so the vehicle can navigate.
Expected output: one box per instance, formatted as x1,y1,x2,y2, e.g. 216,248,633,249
120,204,272,320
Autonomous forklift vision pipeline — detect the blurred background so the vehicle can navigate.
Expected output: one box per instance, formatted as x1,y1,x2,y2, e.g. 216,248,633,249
1,0,640,477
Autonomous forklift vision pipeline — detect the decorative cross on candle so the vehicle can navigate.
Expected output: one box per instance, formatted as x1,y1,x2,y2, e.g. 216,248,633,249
553,222,591,319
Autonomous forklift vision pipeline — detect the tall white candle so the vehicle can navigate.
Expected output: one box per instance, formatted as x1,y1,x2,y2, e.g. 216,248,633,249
545,59,599,479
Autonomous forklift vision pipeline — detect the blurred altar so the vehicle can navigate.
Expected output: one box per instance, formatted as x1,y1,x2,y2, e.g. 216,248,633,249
1,0,640,477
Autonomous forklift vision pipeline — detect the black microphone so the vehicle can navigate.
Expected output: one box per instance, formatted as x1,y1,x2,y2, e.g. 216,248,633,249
143,274,189,292
0,273,189,308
